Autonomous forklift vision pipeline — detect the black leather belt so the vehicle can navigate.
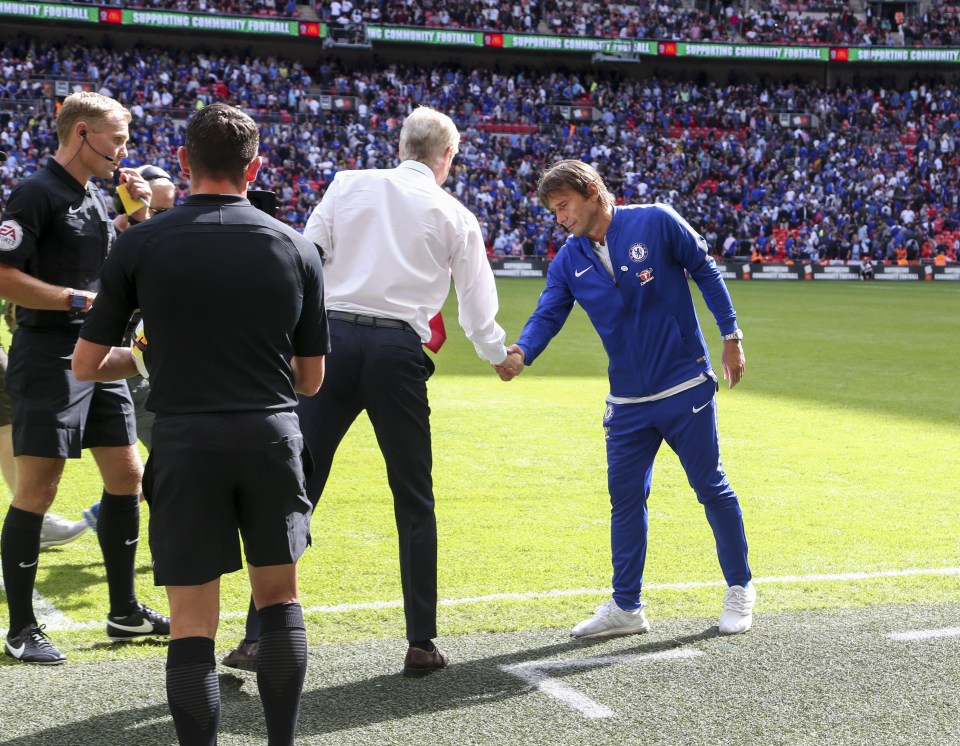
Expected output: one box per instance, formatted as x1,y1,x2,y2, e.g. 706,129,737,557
328,311,415,333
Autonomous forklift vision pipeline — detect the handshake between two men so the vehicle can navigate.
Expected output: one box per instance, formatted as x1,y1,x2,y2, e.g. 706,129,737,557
492,344,525,382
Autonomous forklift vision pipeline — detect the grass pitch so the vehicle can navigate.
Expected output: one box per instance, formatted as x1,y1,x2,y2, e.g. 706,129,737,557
5,279,959,648
0,279,958,744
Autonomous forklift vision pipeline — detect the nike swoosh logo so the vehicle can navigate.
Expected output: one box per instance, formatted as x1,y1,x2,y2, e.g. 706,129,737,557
19,560,37,568
6,641,25,657
107,618,153,634
67,205,82,215
575,266,593,277
692,400,712,414
124,538,139,545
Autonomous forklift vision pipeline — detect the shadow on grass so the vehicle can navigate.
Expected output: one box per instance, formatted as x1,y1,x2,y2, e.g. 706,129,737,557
262,628,720,738
32,558,154,613
0,629,719,744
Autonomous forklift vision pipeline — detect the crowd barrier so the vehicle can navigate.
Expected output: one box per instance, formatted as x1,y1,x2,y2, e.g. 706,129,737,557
491,258,960,282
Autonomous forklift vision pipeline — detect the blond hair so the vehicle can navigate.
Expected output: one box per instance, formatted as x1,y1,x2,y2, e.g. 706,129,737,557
398,106,460,170
537,160,615,210
57,92,130,144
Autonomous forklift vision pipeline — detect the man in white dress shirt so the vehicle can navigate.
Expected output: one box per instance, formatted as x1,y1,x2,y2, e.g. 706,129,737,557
302,106,519,675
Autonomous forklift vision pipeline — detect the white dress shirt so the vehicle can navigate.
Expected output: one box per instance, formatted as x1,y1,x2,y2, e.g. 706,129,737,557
304,160,508,364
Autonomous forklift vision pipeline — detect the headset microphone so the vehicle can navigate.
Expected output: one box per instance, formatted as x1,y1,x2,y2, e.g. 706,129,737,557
80,131,115,163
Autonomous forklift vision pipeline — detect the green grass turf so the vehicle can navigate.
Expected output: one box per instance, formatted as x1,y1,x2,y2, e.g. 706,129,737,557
2,279,958,662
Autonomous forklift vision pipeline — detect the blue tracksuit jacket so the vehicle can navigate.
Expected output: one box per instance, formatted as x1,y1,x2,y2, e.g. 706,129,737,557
517,203,738,397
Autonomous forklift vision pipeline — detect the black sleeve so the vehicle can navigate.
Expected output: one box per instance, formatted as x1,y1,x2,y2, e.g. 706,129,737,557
0,179,47,271
292,238,330,357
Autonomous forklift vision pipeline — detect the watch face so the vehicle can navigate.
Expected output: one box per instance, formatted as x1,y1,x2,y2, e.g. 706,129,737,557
69,294,87,309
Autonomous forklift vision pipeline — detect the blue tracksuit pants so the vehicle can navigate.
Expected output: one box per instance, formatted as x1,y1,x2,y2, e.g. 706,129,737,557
604,376,751,610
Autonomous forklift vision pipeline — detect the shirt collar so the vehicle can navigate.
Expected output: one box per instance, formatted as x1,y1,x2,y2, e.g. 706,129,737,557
398,160,436,181
46,158,88,195
183,194,250,206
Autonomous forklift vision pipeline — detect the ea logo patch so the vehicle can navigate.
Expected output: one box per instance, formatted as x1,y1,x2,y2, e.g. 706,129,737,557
628,243,648,263
637,268,655,286
603,404,614,423
0,220,22,252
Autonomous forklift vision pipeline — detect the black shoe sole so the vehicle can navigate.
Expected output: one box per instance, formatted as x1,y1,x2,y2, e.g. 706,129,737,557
106,631,170,641
221,659,258,672
5,650,66,665
403,666,446,678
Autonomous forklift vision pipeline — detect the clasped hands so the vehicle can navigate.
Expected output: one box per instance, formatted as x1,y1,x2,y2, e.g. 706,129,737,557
492,344,524,381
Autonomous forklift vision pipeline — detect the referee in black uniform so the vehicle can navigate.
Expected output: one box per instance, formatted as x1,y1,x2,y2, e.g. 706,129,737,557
74,103,328,746
0,92,168,665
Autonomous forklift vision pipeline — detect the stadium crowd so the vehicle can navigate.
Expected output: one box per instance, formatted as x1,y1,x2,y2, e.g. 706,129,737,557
61,0,960,47
1,37,959,265
76,0,301,18
739,4,960,46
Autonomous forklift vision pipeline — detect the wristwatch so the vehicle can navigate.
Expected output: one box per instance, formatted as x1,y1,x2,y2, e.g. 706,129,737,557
722,329,743,342
67,289,88,310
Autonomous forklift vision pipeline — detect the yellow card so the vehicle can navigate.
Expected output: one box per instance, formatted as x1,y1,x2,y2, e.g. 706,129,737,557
116,183,149,215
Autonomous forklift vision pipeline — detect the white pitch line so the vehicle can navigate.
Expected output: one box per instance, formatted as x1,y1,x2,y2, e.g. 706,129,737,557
501,649,703,718
8,565,960,630
887,627,960,642
0,579,92,632
273,565,960,618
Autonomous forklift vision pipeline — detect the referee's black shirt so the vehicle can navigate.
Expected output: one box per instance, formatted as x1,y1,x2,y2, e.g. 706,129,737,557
79,194,329,415
0,158,114,335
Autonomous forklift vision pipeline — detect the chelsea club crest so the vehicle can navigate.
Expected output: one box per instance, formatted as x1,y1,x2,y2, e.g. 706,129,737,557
628,243,648,263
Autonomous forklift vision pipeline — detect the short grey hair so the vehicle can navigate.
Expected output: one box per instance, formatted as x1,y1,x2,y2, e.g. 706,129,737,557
399,106,460,168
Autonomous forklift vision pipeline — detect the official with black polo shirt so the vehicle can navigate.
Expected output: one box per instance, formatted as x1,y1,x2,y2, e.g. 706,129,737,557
0,92,168,666
74,103,328,746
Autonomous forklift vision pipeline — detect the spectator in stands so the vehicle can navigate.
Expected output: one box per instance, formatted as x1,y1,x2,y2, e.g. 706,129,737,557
2,40,960,266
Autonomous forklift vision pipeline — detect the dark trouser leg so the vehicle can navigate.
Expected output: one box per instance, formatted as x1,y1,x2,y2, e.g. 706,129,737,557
362,330,437,643
243,596,260,643
605,403,661,610
238,323,363,643
663,380,751,588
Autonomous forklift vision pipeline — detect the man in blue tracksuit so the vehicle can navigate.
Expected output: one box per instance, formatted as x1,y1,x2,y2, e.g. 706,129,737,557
497,160,754,637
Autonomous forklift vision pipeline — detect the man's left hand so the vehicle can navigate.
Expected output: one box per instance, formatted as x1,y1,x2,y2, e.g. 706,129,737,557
721,339,745,389
492,345,525,381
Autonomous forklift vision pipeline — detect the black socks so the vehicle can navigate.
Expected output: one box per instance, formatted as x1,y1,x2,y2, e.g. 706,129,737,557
166,636,219,746
257,602,308,746
97,491,140,618
0,506,42,635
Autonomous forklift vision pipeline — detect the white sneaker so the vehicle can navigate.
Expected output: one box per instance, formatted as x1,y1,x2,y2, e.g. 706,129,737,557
570,598,651,638
39,513,88,550
719,584,756,635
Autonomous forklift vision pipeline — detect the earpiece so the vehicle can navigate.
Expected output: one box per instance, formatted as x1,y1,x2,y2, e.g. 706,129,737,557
79,130,115,162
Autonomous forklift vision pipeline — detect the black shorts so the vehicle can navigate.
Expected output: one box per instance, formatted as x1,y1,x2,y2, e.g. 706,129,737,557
7,329,136,458
0,344,12,428
143,410,314,586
